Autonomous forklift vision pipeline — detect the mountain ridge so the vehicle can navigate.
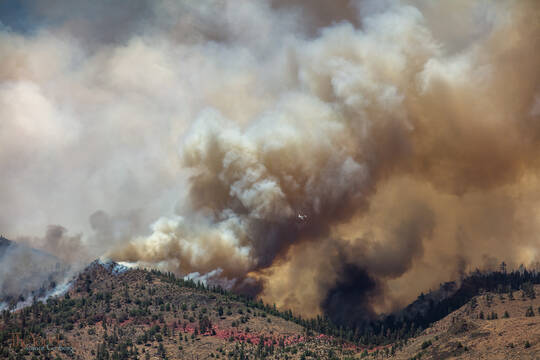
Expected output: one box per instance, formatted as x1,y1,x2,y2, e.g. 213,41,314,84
1,259,539,359
0,236,71,310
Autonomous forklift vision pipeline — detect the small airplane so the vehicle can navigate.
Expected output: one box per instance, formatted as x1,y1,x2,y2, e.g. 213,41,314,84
298,213,308,221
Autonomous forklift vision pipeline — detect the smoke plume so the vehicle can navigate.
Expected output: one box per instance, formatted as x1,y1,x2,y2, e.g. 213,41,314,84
1,0,539,322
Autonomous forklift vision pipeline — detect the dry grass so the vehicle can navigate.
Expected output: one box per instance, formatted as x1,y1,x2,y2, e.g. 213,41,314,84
390,286,540,360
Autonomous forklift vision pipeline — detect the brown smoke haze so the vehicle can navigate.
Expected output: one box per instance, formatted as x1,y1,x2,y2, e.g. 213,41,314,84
1,0,539,321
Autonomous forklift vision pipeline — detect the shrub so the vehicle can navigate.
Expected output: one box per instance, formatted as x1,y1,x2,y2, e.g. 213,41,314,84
199,316,212,334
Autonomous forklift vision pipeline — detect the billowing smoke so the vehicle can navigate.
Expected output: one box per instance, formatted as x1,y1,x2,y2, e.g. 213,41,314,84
1,0,539,322
322,264,379,327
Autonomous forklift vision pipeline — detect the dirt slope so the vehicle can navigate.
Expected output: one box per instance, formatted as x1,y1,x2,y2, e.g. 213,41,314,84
389,286,540,360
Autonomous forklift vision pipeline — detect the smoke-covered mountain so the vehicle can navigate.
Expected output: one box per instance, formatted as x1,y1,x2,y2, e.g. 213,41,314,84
0,235,57,262
0,235,13,256
0,236,72,309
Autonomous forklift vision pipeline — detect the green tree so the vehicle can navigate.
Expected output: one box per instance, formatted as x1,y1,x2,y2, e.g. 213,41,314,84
199,316,212,334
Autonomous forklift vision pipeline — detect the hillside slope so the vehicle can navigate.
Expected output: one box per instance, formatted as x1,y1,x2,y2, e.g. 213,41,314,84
1,261,539,359
0,260,361,360
389,285,540,360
